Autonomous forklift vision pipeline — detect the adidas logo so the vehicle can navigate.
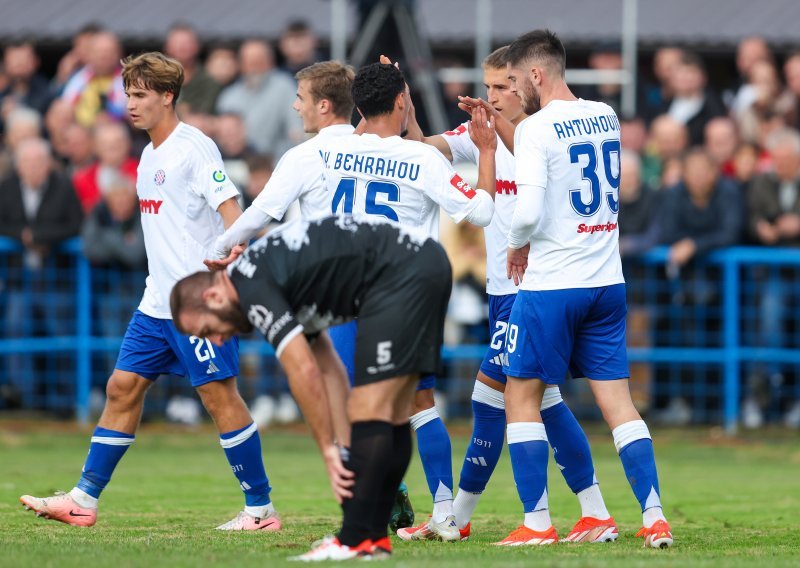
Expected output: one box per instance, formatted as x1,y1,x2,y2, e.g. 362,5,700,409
207,361,221,374
467,456,488,466
489,354,508,366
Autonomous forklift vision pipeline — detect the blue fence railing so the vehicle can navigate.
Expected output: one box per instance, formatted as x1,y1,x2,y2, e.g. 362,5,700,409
1,237,799,433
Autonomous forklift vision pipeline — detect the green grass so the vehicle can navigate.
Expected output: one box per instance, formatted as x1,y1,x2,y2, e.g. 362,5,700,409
1,422,799,567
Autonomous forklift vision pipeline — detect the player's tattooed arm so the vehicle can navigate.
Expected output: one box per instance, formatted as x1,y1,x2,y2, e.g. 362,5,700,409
458,96,516,154
468,106,497,198
279,334,355,503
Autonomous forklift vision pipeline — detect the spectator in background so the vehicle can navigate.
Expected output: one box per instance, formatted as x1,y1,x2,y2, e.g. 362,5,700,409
0,138,83,408
73,122,138,212
216,39,302,157
642,114,688,189
704,117,740,178
60,30,127,128
747,128,800,246
662,51,726,146
783,52,800,130
0,41,52,119
732,142,761,189
62,122,95,176
618,149,660,258
642,46,683,122
730,36,773,113
660,148,742,270
734,61,794,144
438,60,470,127
0,107,42,179
577,42,624,115
82,175,145,269
744,128,800,428
44,98,75,165
52,23,102,93
620,115,648,155
205,44,239,88
215,112,255,191
278,20,321,75
164,23,222,116
0,137,83,259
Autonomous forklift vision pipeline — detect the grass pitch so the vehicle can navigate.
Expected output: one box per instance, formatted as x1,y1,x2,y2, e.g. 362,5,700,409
1,421,799,567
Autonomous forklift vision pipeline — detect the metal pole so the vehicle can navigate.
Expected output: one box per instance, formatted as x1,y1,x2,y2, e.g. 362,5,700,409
723,257,740,435
474,0,492,97
621,0,638,118
330,0,348,62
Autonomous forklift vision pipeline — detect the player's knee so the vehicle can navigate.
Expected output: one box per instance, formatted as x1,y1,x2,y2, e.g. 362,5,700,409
105,372,147,410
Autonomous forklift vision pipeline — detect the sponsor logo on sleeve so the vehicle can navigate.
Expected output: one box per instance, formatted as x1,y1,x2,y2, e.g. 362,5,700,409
443,124,468,137
212,170,227,183
267,312,294,343
450,174,476,199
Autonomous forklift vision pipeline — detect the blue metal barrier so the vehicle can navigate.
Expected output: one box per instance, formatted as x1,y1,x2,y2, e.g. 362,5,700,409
2,237,799,433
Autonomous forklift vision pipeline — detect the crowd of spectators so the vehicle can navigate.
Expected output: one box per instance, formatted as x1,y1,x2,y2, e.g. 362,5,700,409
0,23,799,426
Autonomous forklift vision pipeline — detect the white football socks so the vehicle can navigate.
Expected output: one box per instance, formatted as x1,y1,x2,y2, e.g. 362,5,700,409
69,487,98,509
577,483,611,519
245,502,275,518
431,499,454,524
452,490,481,529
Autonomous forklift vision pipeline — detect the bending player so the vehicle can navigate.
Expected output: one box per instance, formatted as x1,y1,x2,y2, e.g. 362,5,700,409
398,46,617,544
500,30,672,548
20,52,280,532
171,216,452,561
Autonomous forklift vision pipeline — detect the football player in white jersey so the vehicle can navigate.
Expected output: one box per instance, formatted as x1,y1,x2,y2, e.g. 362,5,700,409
209,61,357,264
397,46,616,544
498,30,672,548
20,52,280,532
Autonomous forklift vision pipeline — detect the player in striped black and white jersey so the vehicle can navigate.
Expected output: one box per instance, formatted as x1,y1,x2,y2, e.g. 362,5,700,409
20,52,280,533
398,46,616,544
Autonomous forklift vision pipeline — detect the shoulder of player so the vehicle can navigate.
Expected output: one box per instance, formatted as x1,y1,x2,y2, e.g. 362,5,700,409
173,123,221,162
403,138,453,163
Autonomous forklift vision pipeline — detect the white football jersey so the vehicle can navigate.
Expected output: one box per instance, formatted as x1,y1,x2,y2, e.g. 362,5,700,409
322,133,483,239
442,122,518,296
252,123,355,221
513,99,624,291
137,122,240,318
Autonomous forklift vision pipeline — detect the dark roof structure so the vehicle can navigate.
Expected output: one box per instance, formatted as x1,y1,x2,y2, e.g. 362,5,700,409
0,0,797,50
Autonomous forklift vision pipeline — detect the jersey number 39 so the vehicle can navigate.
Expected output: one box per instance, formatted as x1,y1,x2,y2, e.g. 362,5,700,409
332,178,400,221
569,140,620,217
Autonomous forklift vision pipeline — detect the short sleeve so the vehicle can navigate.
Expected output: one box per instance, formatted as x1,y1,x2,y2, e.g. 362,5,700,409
189,138,241,210
441,122,478,165
250,147,313,221
514,119,548,189
424,148,480,224
229,255,303,356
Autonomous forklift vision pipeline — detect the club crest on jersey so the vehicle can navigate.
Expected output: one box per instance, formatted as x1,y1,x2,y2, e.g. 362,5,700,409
450,174,476,199
154,169,166,185
212,170,227,183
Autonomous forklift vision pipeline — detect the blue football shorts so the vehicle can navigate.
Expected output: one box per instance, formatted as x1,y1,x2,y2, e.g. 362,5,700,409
115,310,239,388
502,284,629,384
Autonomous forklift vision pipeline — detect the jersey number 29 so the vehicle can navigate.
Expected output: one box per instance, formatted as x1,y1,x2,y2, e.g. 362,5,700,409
332,178,400,221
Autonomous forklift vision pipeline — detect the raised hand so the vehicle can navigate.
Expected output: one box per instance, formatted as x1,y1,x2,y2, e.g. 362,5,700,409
468,106,497,152
203,244,245,271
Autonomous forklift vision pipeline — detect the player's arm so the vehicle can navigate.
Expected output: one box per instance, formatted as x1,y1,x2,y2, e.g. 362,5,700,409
216,196,243,229
279,333,355,503
468,106,497,199
459,95,516,154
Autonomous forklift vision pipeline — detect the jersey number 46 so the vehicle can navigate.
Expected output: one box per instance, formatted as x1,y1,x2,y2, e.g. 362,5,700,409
332,178,400,221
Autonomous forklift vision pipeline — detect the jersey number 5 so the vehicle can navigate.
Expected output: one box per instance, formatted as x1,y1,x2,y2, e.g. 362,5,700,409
568,140,620,217
332,178,400,221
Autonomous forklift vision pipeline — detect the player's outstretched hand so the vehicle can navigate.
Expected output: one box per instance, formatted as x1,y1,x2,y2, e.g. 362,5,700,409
323,444,355,504
203,244,244,271
507,243,530,286
458,95,498,119
468,106,497,152
379,54,399,69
